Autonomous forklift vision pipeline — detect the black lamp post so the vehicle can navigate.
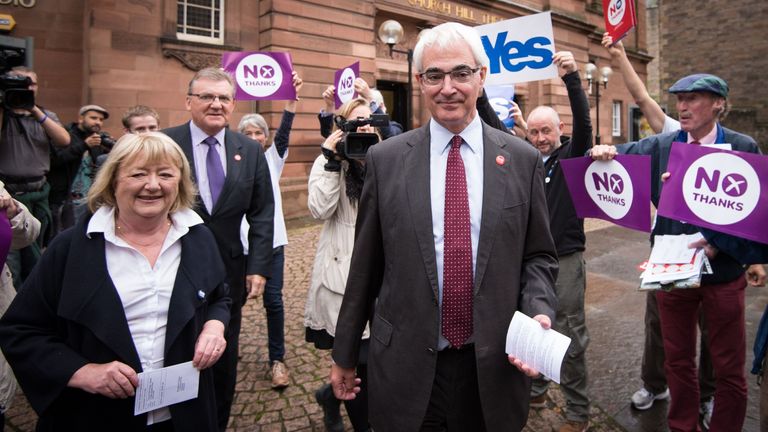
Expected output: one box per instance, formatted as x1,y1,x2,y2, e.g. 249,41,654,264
377,19,413,131
585,62,613,146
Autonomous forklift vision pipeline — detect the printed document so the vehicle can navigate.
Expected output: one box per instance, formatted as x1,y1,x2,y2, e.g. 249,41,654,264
505,311,571,383
134,361,199,415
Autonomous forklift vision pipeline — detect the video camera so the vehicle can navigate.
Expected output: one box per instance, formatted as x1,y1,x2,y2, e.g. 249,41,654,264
0,43,34,110
333,113,389,160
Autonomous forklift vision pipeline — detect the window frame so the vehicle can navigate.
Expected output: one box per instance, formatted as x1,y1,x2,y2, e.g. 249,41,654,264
612,100,622,137
176,0,225,45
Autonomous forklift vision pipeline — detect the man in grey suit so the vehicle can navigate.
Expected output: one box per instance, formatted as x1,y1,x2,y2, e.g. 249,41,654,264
163,68,274,431
330,22,558,431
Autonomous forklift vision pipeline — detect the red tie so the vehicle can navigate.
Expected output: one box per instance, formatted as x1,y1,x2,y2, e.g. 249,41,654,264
442,135,474,347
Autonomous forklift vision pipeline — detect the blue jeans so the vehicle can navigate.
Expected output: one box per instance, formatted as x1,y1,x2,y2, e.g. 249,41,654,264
264,246,285,363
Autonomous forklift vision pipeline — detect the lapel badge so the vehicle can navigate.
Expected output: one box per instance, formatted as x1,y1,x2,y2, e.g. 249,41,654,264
234,154,242,161
496,155,505,166
197,290,206,300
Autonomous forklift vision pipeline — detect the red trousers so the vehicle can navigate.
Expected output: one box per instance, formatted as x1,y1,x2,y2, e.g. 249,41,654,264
656,276,747,432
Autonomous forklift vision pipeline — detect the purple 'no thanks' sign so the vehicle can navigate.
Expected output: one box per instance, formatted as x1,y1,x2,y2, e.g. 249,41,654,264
222,51,296,101
658,142,768,244
561,155,651,232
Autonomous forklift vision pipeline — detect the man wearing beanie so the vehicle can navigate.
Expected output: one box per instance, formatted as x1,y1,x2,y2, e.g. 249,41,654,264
589,73,760,431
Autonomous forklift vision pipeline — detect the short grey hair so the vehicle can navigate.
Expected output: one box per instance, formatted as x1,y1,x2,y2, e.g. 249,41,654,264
238,113,270,140
413,22,489,72
187,67,235,96
527,106,561,128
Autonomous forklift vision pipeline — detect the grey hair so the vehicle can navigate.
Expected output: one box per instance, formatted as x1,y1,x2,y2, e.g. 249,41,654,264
238,113,270,140
413,22,489,72
187,67,235,96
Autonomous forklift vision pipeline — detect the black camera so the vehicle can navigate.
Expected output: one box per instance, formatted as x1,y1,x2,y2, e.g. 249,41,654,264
0,44,34,110
99,133,116,149
334,113,389,160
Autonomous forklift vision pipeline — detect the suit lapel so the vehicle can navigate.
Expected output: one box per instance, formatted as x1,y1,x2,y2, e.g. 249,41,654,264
172,123,209,218
404,126,440,300
57,230,142,371
212,129,244,215
474,125,509,293
165,231,211,353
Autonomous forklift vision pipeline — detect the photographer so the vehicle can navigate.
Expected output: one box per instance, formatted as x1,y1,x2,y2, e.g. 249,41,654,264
305,97,379,432
0,66,70,288
49,105,113,237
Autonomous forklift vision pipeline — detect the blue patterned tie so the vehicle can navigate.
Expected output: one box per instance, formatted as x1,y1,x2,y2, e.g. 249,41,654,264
442,135,473,347
203,136,225,207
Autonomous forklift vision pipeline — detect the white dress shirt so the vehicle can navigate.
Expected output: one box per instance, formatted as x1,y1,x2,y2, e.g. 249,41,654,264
190,122,227,214
87,206,204,425
429,114,484,349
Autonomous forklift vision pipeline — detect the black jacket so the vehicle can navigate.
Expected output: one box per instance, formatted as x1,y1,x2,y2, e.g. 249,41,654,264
542,71,593,257
48,124,109,204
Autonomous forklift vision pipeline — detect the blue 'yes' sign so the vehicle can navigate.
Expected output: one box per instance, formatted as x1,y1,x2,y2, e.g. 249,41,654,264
475,11,558,85
481,33,553,74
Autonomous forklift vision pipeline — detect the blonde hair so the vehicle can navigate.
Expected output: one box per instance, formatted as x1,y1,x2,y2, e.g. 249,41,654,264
87,132,197,213
334,97,382,140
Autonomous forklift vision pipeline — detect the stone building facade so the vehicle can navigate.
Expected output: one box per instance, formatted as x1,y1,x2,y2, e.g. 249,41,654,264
0,0,651,218
651,0,766,151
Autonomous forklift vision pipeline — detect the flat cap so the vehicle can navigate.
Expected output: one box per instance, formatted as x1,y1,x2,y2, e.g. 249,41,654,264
79,104,110,119
668,74,728,98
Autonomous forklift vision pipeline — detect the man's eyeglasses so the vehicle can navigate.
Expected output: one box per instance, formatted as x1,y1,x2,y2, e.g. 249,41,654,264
188,93,234,104
417,66,481,86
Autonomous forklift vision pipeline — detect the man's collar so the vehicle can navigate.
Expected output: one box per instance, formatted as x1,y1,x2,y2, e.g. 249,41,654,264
429,113,483,154
189,121,227,146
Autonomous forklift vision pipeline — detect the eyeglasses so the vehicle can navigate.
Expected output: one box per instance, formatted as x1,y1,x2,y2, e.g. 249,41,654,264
417,66,481,86
187,93,234,104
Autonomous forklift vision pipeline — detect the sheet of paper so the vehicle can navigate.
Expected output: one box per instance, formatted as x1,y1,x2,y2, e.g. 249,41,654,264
648,233,703,264
641,248,706,284
505,311,571,384
134,361,199,415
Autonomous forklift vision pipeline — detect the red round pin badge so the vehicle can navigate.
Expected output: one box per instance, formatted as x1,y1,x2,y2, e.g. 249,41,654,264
234,154,242,161
496,155,505,166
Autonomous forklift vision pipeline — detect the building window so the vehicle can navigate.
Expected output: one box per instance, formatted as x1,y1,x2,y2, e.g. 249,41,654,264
177,0,224,45
612,101,622,137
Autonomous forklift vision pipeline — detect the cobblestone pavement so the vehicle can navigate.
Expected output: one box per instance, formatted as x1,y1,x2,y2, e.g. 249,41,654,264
4,219,629,432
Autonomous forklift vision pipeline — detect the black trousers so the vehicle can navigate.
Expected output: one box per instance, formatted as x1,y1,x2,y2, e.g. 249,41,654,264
420,345,486,432
213,303,242,431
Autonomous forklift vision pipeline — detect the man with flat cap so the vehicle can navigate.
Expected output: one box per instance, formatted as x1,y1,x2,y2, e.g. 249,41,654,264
590,73,761,431
49,105,114,237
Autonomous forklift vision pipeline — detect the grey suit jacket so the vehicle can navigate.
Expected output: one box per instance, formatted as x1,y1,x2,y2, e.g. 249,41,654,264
163,123,274,306
332,121,558,431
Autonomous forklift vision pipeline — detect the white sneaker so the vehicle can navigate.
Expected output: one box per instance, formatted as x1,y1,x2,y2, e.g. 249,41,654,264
700,397,714,430
631,387,670,410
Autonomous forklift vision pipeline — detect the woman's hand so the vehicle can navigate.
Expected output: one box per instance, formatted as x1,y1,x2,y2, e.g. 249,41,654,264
322,85,336,113
68,361,139,399
193,320,226,370
322,129,344,154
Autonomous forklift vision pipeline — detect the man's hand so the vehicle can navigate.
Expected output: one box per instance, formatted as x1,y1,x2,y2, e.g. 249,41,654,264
507,314,551,377
68,361,139,399
84,133,102,148
354,77,373,102
330,363,361,400
688,237,719,260
589,145,617,161
246,274,267,298
553,51,577,77
601,32,625,58
322,85,336,113
746,264,767,287
193,320,227,370
0,191,20,219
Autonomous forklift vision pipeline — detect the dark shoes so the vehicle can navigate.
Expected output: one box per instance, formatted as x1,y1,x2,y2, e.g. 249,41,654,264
315,383,344,432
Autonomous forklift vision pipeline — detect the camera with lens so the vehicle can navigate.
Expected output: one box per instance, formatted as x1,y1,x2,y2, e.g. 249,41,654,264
99,133,116,150
0,44,34,111
333,113,389,160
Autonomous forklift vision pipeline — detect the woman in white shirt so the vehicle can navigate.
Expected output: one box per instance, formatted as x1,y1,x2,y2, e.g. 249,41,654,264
0,133,231,431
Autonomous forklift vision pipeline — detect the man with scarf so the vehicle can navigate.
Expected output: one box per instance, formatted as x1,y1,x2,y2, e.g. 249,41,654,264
590,74,760,431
